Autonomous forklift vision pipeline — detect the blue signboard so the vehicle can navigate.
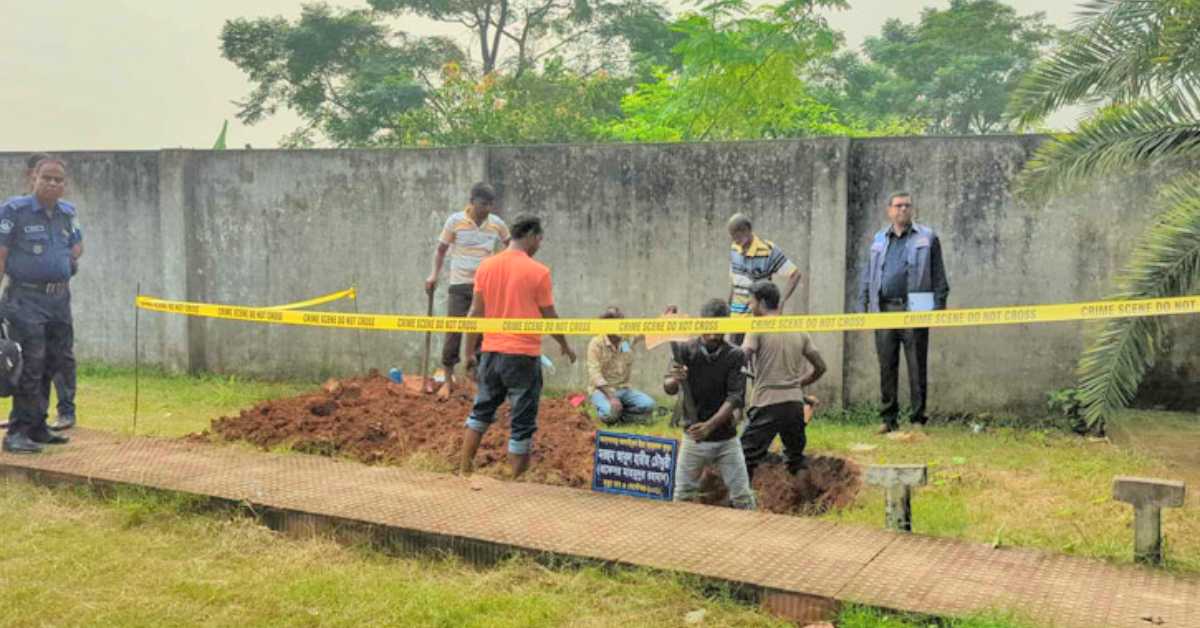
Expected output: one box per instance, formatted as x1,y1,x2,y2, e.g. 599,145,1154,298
591,430,678,501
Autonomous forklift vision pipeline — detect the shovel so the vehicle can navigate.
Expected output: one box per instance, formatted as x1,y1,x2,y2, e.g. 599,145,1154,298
421,290,436,394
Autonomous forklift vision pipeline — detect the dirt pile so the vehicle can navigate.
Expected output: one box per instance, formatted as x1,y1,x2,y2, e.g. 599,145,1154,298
210,372,596,487
206,373,860,514
698,457,862,514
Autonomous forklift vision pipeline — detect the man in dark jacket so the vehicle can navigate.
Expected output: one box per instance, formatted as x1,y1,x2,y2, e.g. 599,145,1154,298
856,192,950,434
664,299,755,509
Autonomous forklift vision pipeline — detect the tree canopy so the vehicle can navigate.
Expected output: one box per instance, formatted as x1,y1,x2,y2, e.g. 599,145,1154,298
820,0,1060,135
220,0,1063,147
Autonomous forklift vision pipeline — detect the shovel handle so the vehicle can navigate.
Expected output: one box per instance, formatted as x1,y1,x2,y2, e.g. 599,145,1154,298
420,291,434,386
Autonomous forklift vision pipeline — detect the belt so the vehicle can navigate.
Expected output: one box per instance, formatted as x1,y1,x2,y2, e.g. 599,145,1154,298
880,297,906,306
11,281,69,295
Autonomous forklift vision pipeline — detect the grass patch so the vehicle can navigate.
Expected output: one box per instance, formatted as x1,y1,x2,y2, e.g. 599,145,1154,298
0,478,791,627
14,362,314,437
26,367,1200,574
837,605,1033,628
0,479,1040,627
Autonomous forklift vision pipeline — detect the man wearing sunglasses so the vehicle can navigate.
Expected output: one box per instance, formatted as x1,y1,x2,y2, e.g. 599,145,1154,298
856,192,949,434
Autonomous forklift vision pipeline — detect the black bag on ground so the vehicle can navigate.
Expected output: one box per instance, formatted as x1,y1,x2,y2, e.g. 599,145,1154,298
0,320,24,397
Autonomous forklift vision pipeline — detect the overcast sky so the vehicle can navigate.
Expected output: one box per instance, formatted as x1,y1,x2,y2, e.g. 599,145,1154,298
0,0,1081,151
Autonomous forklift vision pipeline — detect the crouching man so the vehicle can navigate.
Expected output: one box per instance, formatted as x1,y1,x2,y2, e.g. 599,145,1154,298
664,299,755,510
587,306,656,425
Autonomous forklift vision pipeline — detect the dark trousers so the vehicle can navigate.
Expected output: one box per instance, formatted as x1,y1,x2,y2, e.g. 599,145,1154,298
52,365,75,415
740,401,807,480
44,347,76,417
875,303,929,427
441,283,475,369
4,287,73,438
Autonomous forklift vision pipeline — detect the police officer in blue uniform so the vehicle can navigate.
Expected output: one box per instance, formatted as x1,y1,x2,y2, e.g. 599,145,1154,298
7,152,78,432
0,157,82,453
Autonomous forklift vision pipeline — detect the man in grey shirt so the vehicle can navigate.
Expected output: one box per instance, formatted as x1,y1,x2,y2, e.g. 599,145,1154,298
740,281,825,480
856,192,949,434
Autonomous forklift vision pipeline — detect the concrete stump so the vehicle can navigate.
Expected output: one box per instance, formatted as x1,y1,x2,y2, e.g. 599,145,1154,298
1113,476,1186,565
865,464,927,533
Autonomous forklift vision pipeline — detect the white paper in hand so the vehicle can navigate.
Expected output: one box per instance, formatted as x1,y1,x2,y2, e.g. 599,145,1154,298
907,292,935,312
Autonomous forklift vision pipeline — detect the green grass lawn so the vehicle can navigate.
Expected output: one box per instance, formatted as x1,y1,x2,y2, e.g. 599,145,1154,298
40,363,315,437
620,412,1200,574
2,365,1194,625
0,480,786,627
0,479,1033,628
20,365,1200,573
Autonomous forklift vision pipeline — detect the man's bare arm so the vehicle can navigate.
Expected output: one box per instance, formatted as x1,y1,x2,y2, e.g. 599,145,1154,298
539,305,576,363
800,345,826,388
462,292,486,362
781,271,801,309
425,242,450,295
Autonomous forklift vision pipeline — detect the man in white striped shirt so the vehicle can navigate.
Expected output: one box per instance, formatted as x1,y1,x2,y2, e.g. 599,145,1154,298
425,183,510,389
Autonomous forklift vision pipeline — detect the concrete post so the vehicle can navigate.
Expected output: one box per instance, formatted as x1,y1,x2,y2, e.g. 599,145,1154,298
865,464,927,533
156,150,196,373
1113,476,1186,565
806,138,850,408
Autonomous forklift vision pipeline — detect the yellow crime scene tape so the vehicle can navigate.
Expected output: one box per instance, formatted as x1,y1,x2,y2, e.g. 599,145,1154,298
135,293,1200,336
262,287,356,311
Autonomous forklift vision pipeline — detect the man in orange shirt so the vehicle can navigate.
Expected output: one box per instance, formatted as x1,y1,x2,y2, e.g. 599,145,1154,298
460,215,576,478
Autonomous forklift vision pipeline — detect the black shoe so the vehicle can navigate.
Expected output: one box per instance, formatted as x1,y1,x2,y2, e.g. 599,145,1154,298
29,430,69,445
50,414,75,431
911,416,928,427
787,456,809,474
3,433,44,454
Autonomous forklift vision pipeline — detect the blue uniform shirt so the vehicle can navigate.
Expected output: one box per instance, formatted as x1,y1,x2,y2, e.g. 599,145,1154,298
0,195,81,284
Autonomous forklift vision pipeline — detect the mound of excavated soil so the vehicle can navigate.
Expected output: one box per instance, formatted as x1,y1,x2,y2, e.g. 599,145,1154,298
698,456,862,515
210,372,596,488
206,373,860,514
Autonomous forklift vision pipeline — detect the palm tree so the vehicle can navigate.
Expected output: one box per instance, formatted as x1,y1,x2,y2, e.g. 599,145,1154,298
1008,0,1200,434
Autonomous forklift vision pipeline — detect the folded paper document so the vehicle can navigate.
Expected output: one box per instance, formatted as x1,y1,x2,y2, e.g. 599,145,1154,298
908,292,935,312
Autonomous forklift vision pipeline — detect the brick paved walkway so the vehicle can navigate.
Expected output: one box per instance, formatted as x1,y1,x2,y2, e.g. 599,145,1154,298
2,429,1197,627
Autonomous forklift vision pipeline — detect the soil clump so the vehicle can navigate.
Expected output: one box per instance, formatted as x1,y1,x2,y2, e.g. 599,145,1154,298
206,373,861,514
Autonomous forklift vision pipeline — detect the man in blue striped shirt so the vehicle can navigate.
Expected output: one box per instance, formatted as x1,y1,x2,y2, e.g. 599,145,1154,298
727,213,801,345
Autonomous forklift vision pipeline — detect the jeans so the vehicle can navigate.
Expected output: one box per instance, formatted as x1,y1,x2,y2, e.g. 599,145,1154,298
590,387,655,425
464,352,543,454
740,401,807,480
673,435,756,510
441,283,475,369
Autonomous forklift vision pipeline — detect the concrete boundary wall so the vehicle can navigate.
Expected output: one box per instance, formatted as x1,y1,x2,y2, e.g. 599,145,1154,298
1,137,1191,414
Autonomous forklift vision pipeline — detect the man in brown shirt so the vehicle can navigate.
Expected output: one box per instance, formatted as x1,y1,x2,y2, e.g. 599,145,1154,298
740,280,826,480
586,307,656,425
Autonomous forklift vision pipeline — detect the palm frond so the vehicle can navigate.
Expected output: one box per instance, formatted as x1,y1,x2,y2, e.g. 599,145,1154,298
1016,95,1200,200
1008,0,1164,126
1077,173,1200,429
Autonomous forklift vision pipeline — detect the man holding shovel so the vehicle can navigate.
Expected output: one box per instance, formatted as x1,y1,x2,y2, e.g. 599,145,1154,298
425,183,509,394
